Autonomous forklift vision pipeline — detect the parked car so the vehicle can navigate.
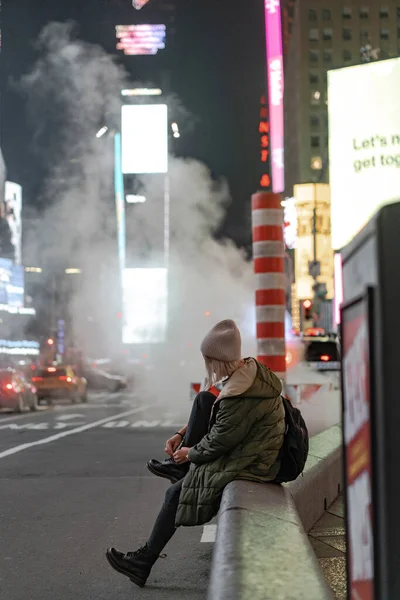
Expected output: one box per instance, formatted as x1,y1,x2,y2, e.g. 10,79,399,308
303,337,340,371
0,368,38,412
32,365,88,405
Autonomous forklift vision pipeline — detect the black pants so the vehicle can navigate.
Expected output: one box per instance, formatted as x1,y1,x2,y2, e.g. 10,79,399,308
146,391,215,555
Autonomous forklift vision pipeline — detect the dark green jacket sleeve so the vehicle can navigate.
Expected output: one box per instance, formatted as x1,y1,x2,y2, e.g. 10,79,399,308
188,399,257,465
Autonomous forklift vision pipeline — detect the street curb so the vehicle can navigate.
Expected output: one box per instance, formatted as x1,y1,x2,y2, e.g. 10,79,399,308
207,424,342,600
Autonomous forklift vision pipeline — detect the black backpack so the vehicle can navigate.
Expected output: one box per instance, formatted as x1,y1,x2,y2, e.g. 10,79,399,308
274,397,309,484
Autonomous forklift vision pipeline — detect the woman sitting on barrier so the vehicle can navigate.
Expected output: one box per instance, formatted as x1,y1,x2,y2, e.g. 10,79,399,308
105,319,286,588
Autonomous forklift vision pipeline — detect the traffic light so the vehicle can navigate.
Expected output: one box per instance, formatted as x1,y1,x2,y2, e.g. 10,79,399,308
303,299,313,321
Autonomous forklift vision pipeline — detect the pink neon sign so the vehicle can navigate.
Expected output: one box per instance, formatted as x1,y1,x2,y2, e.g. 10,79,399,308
264,0,284,193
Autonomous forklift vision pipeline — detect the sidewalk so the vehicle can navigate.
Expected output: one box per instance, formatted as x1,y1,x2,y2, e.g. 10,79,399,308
308,493,347,600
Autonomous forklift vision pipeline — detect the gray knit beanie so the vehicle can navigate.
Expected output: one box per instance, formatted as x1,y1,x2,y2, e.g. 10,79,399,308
201,319,242,363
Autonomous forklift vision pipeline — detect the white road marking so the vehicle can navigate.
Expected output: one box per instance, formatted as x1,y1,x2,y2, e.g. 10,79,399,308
131,420,162,428
0,418,184,431
0,406,151,460
200,525,217,543
103,420,131,428
56,414,85,421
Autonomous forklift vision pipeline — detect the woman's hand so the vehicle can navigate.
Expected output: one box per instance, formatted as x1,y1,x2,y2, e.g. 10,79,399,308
173,447,191,464
165,434,182,457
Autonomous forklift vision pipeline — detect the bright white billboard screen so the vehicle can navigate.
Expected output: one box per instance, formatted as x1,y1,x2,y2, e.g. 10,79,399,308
122,268,167,344
121,104,168,175
328,58,400,250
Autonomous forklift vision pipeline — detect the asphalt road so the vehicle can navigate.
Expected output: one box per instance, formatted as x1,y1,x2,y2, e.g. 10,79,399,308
0,392,213,600
0,386,340,600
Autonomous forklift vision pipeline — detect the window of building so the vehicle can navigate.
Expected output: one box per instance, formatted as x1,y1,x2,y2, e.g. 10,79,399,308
309,71,319,84
380,7,389,19
311,156,323,170
323,28,333,41
380,29,390,40
343,49,352,61
322,8,331,21
323,49,333,63
311,90,321,104
360,7,370,19
398,26,400,38
342,7,352,19
310,115,320,129
309,28,319,41
343,28,352,41
309,8,317,21
311,136,320,148
309,50,319,63
397,7,400,19
360,29,369,42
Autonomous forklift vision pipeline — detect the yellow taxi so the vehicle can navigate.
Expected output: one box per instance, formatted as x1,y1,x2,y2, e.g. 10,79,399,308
32,365,88,405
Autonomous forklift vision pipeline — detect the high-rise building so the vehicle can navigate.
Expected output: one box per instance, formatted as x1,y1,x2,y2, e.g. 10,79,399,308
284,0,400,196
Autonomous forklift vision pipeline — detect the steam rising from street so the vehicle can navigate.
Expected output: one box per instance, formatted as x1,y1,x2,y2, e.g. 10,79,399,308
21,22,256,410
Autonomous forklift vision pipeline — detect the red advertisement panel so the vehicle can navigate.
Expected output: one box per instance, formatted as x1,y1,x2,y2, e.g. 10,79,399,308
342,295,375,600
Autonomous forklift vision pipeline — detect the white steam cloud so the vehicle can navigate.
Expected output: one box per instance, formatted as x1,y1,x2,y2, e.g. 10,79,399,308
20,22,256,411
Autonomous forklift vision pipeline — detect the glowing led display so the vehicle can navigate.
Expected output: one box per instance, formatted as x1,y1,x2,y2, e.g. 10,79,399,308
116,24,166,56
4,182,22,265
328,58,400,249
121,104,168,175
132,0,151,8
264,0,285,193
122,268,167,344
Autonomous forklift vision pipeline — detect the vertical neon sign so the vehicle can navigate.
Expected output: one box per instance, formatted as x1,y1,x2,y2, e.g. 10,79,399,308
264,0,285,193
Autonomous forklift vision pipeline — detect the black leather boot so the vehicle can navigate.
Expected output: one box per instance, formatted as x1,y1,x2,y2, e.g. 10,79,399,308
106,544,158,587
147,457,189,483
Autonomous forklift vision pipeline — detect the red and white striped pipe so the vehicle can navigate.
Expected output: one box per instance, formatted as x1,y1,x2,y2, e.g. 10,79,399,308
252,192,286,380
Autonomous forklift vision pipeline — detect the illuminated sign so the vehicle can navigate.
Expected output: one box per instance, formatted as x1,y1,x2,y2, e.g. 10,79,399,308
341,294,375,598
122,268,168,344
294,184,334,300
121,104,168,174
0,340,40,356
0,258,24,309
4,181,22,265
132,0,151,8
328,58,400,249
264,0,285,193
282,197,297,249
259,95,272,190
116,24,166,56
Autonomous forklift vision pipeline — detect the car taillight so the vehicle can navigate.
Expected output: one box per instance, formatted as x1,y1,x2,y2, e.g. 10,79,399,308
32,376,43,382
320,354,331,362
5,383,13,390
59,376,72,383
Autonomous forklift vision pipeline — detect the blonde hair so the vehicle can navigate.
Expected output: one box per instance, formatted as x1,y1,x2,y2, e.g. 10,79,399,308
202,356,242,391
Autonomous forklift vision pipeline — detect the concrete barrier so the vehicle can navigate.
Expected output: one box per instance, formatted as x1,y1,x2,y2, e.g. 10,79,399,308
207,424,342,600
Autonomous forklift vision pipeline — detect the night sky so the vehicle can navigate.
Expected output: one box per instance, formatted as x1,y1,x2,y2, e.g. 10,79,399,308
1,0,266,247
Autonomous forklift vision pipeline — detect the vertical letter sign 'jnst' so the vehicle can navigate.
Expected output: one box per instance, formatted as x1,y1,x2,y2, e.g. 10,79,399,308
341,292,375,600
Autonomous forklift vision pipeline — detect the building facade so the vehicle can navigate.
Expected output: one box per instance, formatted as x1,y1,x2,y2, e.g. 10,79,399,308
284,0,400,196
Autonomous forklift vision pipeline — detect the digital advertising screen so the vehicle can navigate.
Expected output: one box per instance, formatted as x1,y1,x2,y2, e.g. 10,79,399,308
121,104,168,175
0,258,24,309
122,268,167,344
4,181,22,264
116,24,166,56
328,58,400,250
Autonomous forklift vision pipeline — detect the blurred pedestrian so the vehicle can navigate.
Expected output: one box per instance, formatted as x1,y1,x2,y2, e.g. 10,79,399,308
106,319,286,588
